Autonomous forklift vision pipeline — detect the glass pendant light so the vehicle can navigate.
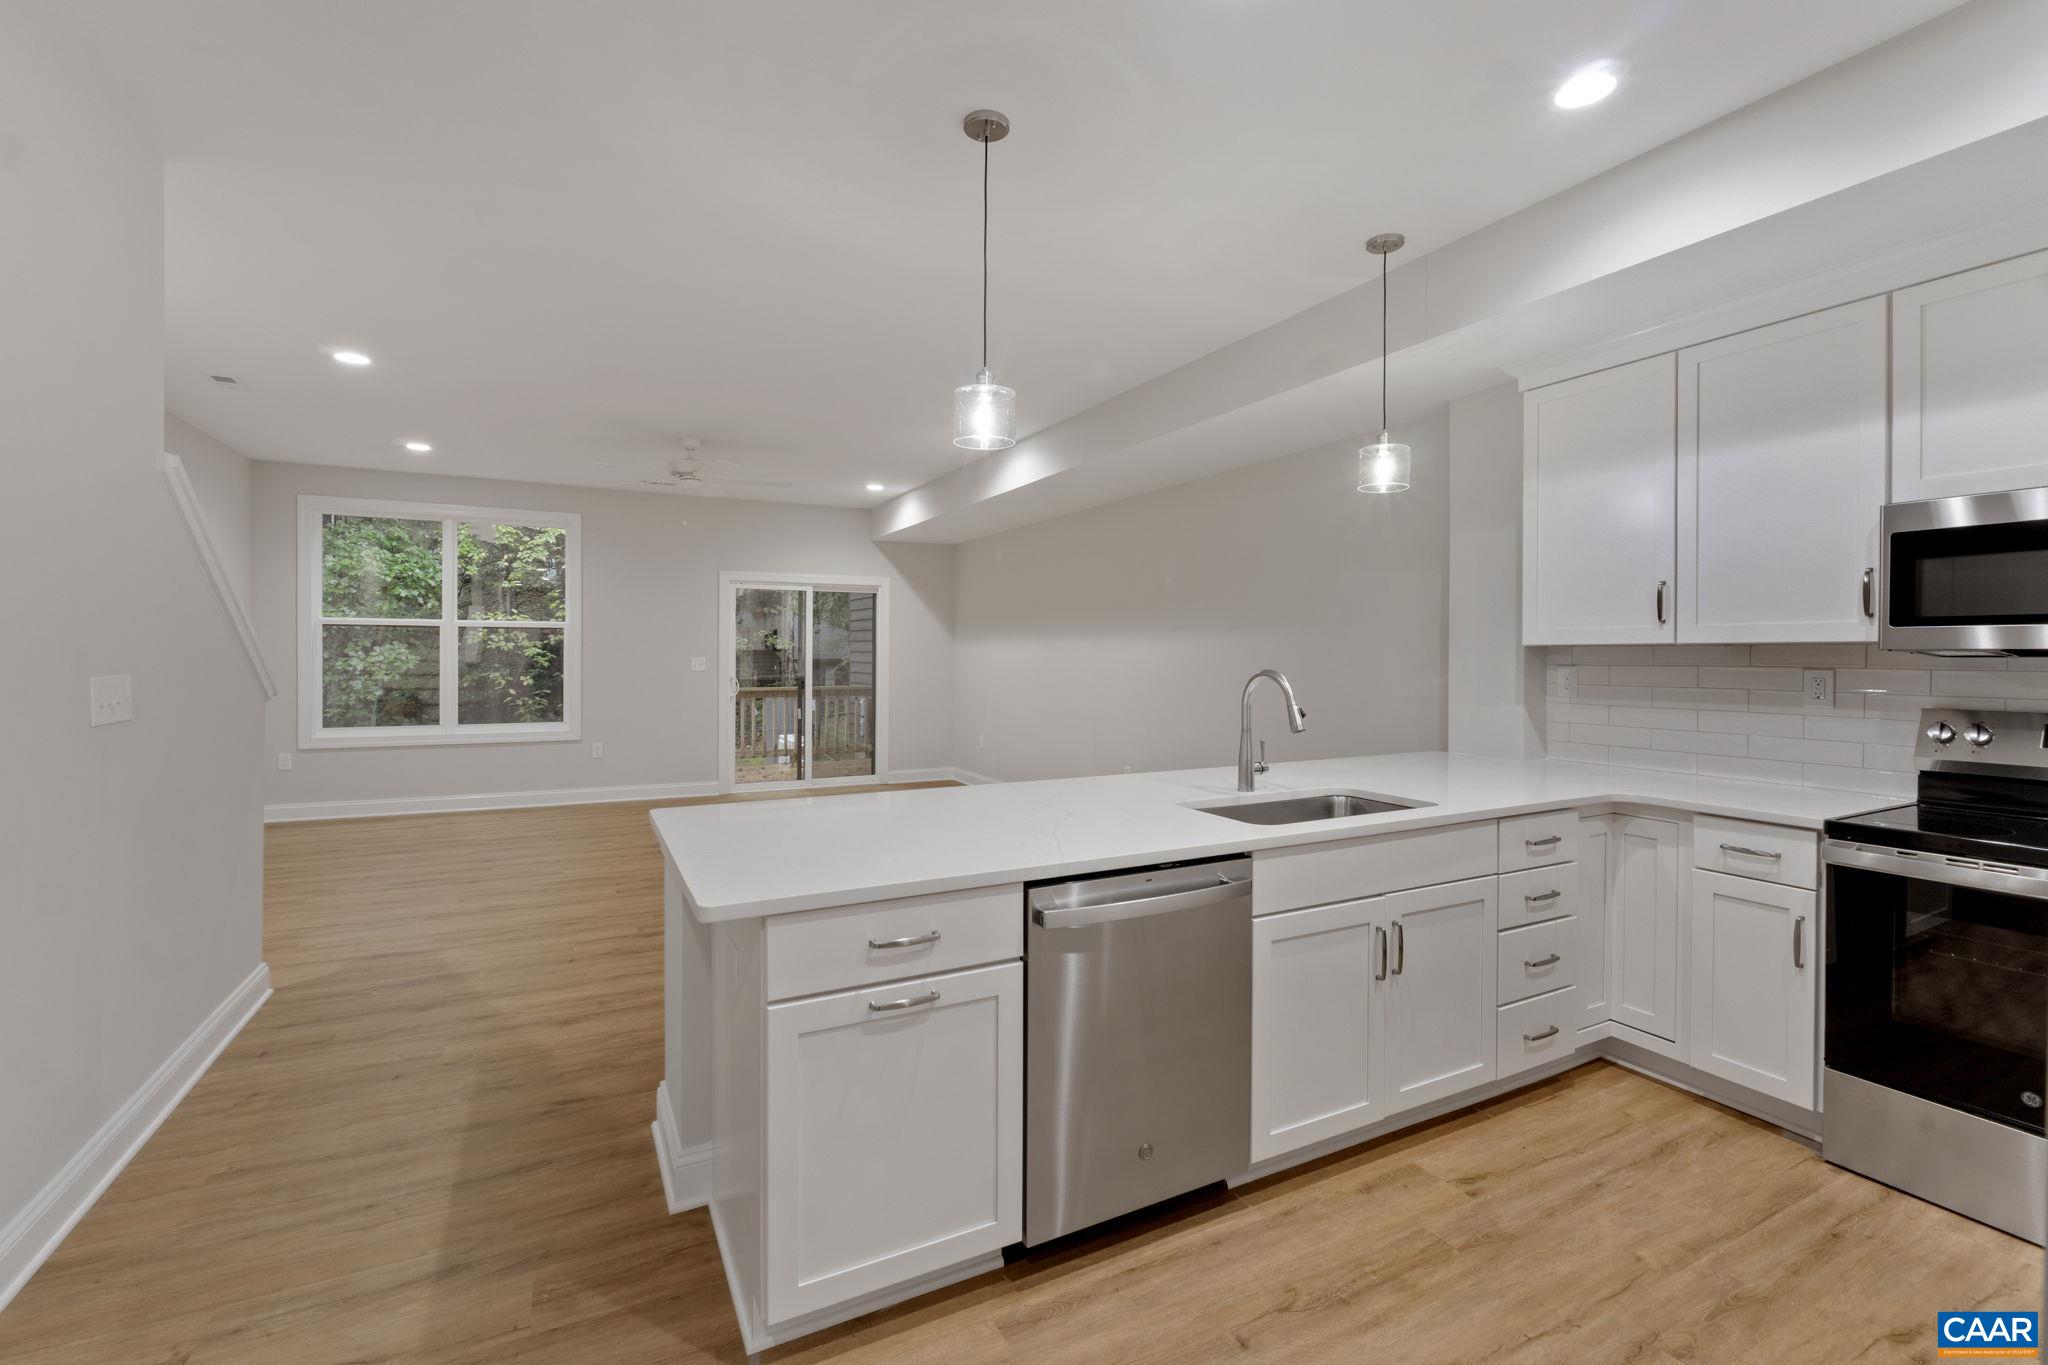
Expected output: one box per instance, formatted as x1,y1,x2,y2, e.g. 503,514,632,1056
1358,231,1411,493
953,110,1016,451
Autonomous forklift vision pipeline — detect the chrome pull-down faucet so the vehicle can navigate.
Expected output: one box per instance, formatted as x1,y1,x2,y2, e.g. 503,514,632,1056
1237,670,1307,792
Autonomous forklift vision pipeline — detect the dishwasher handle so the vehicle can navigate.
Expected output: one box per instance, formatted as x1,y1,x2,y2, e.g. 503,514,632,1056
1031,872,1250,929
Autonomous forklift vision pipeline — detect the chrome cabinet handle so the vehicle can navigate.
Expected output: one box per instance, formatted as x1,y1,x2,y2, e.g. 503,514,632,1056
1861,567,1875,620
1720,843,1782,861
1526,888,1563,903
1524,1024,1560,1043
1375,925,1388,982
868,990,940,1013
1525,835,1563,849
1793,915,1806,970
1392,921,1405,976
867,930,941,949
1524,953,1562,969
1655,579,1668,624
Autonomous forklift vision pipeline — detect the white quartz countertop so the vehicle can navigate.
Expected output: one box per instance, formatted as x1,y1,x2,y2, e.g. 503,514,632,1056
649,752,1893,921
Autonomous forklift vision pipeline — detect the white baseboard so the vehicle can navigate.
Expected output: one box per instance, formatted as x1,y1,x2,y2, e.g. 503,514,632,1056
0,962,271,1313
265,780,723,823
950,767,1001,785
651,1082,710,1214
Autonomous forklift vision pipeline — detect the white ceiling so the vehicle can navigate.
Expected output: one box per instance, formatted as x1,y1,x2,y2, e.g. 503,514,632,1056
66,0,1958,506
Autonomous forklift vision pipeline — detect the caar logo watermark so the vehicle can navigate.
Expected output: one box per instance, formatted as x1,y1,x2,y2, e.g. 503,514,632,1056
1939,1311,2040,1357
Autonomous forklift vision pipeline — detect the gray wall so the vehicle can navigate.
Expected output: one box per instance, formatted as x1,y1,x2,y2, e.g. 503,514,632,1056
951,417,1451,781
1447,382,1544,759
251,461,958,812
0,4,264,1242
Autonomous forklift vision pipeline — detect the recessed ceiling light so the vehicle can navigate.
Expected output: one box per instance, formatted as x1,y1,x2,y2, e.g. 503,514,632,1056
403,440,433,454
1553,65,1618,109
330,349,372,366
865,483,885,492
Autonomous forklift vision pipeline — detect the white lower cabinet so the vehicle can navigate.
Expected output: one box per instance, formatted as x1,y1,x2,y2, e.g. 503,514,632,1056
1610,816,1682,1043
1686,870,1817,1108
762,960,1022,1324
1498,986,1579,1079
1250,896,1382,1163
1383,877,1499,1115
1576,815,1611,1030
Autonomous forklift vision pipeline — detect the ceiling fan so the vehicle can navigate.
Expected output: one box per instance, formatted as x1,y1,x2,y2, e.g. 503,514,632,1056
597,439,792,495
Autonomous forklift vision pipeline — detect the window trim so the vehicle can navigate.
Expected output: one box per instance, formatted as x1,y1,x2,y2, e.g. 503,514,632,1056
297,494,582,749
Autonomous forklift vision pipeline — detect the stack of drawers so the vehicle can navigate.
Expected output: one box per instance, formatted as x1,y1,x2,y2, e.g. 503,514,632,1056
1495,810,1581,1078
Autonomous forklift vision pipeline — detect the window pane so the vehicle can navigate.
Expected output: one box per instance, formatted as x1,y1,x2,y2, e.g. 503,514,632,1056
321,625,440,728
321,515,442,619
811,590,876,779
457,523,567,622
734,587,804,784
459,626,565,724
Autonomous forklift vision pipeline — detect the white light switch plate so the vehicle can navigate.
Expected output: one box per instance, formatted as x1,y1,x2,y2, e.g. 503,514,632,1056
89,674,133,727
690,657,706,672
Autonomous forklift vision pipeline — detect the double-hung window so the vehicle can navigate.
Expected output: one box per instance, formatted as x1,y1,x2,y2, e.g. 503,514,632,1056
298,496,581,747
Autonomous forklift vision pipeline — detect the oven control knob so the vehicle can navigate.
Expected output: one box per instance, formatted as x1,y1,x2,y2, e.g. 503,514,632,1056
1964,722,1995,748
1925,721,1956,745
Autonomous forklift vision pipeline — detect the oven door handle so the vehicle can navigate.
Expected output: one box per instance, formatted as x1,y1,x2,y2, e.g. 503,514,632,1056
1823,841,2048,901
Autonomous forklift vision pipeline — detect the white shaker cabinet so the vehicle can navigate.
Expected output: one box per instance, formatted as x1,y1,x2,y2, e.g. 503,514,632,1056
1382,876,1499,1116
761,961,1022,1324
1609,817,1682,1044
1893,250,2048,502
1523,353,1677,645
1575,815,1611,1032
1676,298,1888,643
1250,896,1383,1163
1686,870,1817,1108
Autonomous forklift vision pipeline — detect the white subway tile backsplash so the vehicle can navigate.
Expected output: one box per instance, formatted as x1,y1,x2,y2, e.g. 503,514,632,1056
1535,643,1985,797
1699,710,1804,738
1698,666,1805,691
1608,746,1697,773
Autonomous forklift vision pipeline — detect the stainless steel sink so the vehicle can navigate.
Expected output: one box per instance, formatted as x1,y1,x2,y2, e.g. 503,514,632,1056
1191,791,1430,825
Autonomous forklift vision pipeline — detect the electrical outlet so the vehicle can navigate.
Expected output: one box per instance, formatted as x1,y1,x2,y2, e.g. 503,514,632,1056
977,733,986,750
690,657,706,672
591,741,604,759
89,674,133,727
1558,667,1577,701
1804,669,1835,708
277,753,293,771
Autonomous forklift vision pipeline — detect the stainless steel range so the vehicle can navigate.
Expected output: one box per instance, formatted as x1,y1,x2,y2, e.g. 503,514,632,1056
1822,707,2048,1243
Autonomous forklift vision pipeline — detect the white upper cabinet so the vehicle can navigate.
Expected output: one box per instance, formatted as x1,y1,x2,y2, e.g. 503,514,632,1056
1687,870,1817,1109
1676,299,1887,643
1382,876,1498,1116
1893,250,2048,503
1524,354,1677,646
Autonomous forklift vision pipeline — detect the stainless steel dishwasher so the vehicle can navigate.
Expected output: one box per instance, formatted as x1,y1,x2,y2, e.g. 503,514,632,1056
1025,857,1252,1245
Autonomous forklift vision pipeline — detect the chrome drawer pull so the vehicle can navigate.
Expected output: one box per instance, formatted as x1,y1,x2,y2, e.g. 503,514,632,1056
1525,835,1563,849
1524,1024,1560,1043
1720,843,1782,860
1524,953,1562,969
868,990,940,1013
1793,915,1806,970
1525,889,1563,904
867,930,941,949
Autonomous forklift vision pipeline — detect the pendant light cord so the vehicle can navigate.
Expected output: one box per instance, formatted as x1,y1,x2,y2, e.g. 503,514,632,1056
981,130,990,372
1379,247,1389,436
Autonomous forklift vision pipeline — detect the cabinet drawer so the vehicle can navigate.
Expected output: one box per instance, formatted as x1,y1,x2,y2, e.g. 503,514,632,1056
1497,986,1580,1080
764,883,1022,1001
1497,917,1577,1005
1253,821,1497,916
1692,816,1816,889
1499,810,1579,871
1498,862,1576,929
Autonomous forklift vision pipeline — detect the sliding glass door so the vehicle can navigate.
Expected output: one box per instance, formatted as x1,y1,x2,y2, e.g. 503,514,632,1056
722,574,885,790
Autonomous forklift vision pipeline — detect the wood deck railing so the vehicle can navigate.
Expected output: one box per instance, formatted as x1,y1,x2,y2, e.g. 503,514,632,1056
735,685,874,773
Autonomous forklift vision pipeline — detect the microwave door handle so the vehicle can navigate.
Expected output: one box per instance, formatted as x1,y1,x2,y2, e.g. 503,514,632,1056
1862,567,1875,620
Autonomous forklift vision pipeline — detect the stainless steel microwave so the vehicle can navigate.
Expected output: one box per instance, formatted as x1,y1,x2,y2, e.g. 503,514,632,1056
1883,487,2048,655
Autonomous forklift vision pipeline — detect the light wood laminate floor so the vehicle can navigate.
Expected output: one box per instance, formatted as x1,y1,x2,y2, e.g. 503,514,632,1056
0,791,2035,1363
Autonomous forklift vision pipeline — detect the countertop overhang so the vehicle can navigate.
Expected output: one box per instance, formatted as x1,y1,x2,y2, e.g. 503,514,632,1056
650,753,1891,921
